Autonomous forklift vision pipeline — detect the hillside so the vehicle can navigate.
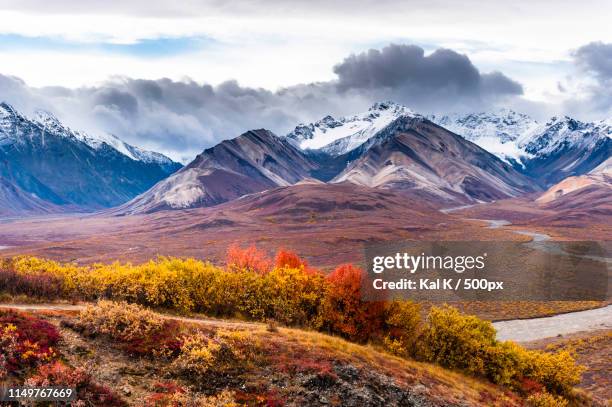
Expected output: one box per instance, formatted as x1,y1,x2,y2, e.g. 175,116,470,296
0,304,525,407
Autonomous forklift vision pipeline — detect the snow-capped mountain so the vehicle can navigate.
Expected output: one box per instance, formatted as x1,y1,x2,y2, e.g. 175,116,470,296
286,101,418,155
0,102,181,211
429,110,611,185
331,116,538,203
30,108,177,169
428,109,540,164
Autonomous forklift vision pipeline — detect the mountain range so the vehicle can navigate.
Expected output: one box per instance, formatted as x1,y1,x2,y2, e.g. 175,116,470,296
0,102,181,216
1,101,610,218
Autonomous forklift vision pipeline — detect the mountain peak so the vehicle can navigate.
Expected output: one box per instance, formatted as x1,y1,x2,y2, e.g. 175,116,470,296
34,109,62,126
0,102,20,121
368,101,413,114
286,101,417,155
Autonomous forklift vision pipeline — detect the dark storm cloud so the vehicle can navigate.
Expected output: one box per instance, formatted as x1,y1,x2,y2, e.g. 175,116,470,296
568,42,612,115
0,43,525,161
333,44,522,106
574,41,612,80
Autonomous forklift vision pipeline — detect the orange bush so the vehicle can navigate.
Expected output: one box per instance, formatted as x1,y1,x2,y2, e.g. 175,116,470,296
226,244,272,274
275,249,320,275
319,264,385,342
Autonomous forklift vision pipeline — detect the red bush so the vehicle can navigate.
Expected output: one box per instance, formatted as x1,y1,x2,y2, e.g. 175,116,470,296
0,310,60,376
145,381,186,406
26,361,126,406
322,264,385,342
227,244,273,274
275,249,319,275
0,310,61,350
0,268,64,299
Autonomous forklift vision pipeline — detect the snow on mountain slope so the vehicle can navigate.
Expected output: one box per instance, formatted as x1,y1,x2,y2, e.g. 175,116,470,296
0,102,182,210
428,109,540,164
332,116,539,203
429,110,611,185
520,116,611,185
286,101,418,155
33,109,176,167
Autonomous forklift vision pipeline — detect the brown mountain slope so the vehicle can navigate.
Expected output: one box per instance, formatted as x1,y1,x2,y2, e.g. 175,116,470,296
114,129,319,214
333,117,540,203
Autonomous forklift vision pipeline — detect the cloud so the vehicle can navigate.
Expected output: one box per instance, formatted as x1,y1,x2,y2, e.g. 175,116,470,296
0,43,525,161
574,41,612,80
564,42,612,117
332,44,522,111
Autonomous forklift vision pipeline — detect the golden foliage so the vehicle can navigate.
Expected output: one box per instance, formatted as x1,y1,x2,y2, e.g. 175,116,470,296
526,392,570,407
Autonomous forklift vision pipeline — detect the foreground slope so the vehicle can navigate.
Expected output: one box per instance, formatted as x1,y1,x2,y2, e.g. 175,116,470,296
1,306,527,407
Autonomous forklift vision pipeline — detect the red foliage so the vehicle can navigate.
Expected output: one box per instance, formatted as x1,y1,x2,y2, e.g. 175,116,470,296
519,377,545,395
275,249,319,275
227,244,273,274
0,309,61,351
121,320,184,357
145,381,186,406
0,310,60,376
27,361,126,406
323,264,385,342
0,267,64,299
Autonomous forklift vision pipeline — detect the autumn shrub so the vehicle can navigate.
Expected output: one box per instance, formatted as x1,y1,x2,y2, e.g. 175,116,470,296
418,305,583,397
318,264,385,342
74,301,183,356
226,244,272,274
0,309,59,377
144,382,238,407
25,361,126,406
383,300,422,357
238,266,326,325
172,330,257,381
420,305,497,375
0,264,64,299
526,392,569,407
522,349,583,395
275,249,319,275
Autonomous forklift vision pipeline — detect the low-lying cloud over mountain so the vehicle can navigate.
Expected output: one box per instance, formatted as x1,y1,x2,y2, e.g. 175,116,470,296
1,41,610,162
0,43,528,162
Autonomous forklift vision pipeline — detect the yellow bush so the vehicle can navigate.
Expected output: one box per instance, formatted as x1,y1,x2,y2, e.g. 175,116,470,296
420,305,496,375
172,333,221,376
172,330,257,379
526,392,569,407
524,349,583,395
383,301,422,357
77,300,164,341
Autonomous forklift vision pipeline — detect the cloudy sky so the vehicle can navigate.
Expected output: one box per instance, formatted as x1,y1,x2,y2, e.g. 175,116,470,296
0,0,610,162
